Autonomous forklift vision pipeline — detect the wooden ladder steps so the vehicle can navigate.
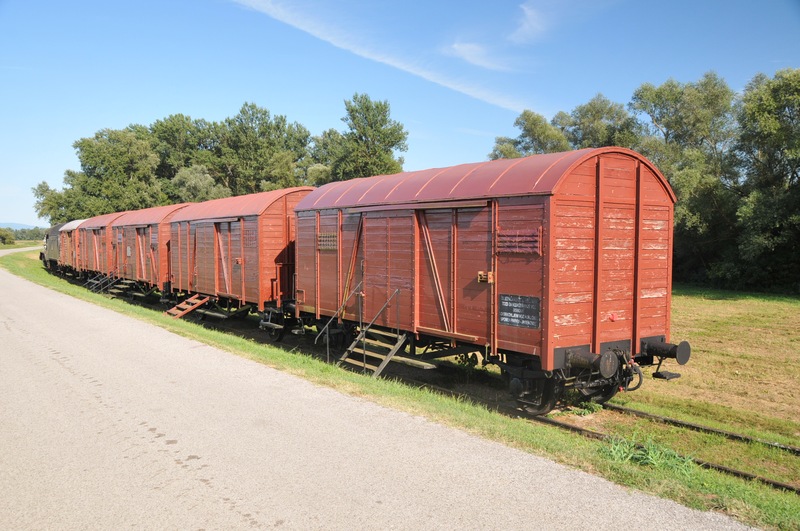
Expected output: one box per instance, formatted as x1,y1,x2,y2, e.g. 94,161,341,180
164,294,211,319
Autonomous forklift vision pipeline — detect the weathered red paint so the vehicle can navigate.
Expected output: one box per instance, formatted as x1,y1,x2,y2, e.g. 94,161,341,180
58,219,86,271
110,204,191,289
77,212,129,275
169,187,313,310
295,147,676,371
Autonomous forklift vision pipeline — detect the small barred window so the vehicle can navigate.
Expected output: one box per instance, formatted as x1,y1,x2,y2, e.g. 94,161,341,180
244,229,257,249
498,226,541,255
317,232,337,250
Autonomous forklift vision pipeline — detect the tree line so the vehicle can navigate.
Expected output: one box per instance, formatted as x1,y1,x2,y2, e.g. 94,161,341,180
34,93,408,224
0,226,47,244
34,70,799,292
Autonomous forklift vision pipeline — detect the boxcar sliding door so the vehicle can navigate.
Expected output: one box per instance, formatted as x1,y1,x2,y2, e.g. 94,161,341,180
214,220,244,300
416,204,492,345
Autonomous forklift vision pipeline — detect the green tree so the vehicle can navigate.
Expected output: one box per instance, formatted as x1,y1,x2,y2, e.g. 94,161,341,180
33,126,163,223
149,114,226,202
216,103,310,194
171,164,231,202
630,73,740,284
313,93,408,183
14,227,45,241
733,68,800,290
0,228,15,244
489,110,569,159
552,94,639,149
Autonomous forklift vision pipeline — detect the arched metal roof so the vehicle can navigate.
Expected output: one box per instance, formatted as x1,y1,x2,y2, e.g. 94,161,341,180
78,212,129,230
170,187,315,223
296,147,674,211
110,203,191,227
59,219,86,232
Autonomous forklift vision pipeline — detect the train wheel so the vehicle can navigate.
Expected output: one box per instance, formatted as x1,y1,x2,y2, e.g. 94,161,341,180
517,379,558,415
267,314,286,342
579,384,618,404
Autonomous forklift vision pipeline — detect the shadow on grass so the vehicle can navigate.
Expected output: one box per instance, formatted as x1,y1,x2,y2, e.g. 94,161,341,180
673,283,800,304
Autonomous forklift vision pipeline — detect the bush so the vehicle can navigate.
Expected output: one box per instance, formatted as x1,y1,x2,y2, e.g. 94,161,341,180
0,228,15,245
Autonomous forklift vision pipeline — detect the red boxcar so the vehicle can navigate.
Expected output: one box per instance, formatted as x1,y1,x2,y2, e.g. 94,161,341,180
58,219,85,272
294,147,689,412
169,187,313,311
78,212,129,276
110,204,190,290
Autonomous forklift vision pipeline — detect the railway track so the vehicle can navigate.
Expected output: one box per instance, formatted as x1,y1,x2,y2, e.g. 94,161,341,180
602,403,800,456
395,375,800,496
525,408,800,496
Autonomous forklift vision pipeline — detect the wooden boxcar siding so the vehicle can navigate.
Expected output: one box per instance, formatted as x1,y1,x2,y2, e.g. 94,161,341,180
362,212,414,330
81,228,112,275
548,155,673,369
213,220,244,299
417,209,453,332
194,223,216,296
170,222,191,293
59,231,80,270
115,226,151,282
550,197,595,351
339,211,364,317
636,166,673,340
295,212,318,314
242,218,259,302
319,212,342,315
303,204,496,343
452,207,492,341
495,197,546,356
156,221,172,289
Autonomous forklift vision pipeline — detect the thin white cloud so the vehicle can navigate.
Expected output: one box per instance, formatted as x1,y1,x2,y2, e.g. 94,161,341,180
231,0,528,112
443,42,512,72
509,1,548,44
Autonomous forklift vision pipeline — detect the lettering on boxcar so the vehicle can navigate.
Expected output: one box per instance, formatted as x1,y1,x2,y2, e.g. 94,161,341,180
499,294,540,329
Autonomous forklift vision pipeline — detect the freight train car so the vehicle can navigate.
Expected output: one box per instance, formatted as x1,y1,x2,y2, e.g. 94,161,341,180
167,187,313,318
57,219,85,273
294,147,690,413
77,212,129,276
110,203,190,291
40,222,66,270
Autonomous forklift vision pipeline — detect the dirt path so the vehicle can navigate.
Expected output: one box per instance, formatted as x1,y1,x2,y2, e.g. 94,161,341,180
0,250,748,529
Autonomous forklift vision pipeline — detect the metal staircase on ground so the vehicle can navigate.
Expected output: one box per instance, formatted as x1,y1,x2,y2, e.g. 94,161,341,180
336,288,407,378
338,326,408,377
164,294,211,319
107,279,137,298
84,273,121,293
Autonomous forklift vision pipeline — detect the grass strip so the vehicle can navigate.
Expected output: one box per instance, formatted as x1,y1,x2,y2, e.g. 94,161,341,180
2,250,798,530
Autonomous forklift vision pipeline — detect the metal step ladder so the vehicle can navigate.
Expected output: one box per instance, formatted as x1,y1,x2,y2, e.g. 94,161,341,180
107,279,137,298
338,327,408,378
336,288,406,378
84,273,121,293
164,294,211,319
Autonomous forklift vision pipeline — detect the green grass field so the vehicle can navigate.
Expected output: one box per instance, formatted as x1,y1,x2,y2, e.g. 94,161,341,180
2,249,798,530
0,240,40,250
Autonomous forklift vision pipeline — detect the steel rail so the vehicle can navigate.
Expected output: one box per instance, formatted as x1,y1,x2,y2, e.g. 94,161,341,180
397,377,799,496
521,411,800,496
603,403,800,456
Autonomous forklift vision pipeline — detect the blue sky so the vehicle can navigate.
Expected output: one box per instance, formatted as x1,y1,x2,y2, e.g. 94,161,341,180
1,0,798,226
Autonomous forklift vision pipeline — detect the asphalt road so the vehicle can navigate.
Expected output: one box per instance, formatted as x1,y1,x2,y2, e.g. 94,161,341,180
0,248,748,530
